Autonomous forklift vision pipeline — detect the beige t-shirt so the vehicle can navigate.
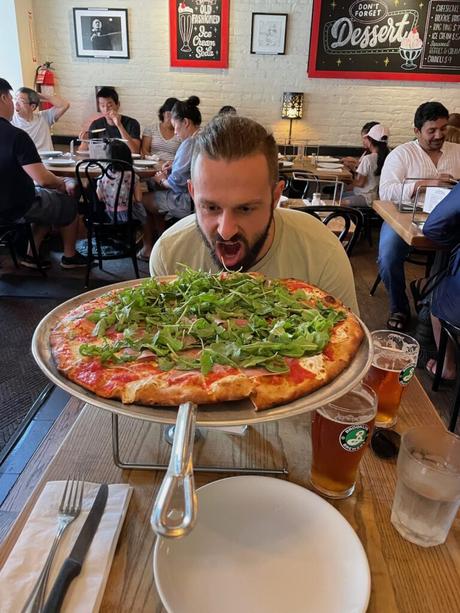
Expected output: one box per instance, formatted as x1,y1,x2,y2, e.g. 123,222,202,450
149,208,359,313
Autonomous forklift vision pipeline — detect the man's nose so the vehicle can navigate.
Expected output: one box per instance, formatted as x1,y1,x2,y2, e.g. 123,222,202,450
217,211,238,240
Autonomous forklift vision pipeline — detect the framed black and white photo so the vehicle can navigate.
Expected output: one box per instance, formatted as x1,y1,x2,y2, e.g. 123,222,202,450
250,13,287,55
73,8,129,59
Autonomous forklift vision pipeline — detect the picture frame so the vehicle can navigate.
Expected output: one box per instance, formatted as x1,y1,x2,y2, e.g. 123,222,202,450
250,13,287,55
73,8,130,59
169,0,229,68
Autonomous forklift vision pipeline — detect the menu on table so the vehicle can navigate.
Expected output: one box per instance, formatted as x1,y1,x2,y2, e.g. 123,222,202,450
169,0,229,68
308,0,460,81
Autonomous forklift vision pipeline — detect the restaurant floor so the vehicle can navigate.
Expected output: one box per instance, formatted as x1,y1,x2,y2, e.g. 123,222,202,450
0,231,458,507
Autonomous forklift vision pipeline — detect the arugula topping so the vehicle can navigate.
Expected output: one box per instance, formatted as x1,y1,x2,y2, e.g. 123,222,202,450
79,268,345,374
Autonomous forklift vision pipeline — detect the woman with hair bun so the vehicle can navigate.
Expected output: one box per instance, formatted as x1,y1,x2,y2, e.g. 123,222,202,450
141,97,181,161
139,96,202,260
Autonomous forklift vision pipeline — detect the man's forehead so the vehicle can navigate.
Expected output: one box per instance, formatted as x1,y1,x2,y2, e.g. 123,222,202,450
193,152,270,174
420,118,448,130
99,97,117,105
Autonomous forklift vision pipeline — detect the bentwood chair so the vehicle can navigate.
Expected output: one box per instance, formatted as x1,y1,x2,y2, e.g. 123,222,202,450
0,218,47,276
294,205,363,256
75,159,141,287
432,319,460,432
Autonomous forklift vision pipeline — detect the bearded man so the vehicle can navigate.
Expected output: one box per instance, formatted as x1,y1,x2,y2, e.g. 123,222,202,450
149,114,358,313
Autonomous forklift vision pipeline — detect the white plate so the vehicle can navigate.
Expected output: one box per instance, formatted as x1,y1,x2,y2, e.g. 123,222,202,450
44,158,76,167
317,163,344,170
39,150,62,158
133,159,155,167
154,476,371,613
317,155,340,163
280,161,294,167
131,153,141,159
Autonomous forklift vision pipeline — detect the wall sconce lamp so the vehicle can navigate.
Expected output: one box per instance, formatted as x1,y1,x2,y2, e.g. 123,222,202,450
281,92,304,144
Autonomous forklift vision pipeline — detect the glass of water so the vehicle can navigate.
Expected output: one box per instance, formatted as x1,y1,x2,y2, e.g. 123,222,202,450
391,426,460,547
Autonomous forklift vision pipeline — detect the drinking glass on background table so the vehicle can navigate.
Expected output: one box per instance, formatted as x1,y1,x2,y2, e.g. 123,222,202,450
365,330,419,428
391,426,460,547
310,383,377,499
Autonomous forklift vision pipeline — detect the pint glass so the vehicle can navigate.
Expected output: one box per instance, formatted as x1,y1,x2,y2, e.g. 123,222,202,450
365,330,419,428
310,383,377,498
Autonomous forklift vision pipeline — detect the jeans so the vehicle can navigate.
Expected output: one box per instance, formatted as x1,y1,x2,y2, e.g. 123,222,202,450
377,222,411,314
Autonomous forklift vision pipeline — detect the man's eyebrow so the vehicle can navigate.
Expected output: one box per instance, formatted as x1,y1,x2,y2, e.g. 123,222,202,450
199,198,265,207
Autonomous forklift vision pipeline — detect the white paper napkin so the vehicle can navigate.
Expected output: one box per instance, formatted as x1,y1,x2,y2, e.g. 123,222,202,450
0,481,132,613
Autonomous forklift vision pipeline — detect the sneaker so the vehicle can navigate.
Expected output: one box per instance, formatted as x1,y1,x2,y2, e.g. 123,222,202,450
20,254,51,270
60,251,88,269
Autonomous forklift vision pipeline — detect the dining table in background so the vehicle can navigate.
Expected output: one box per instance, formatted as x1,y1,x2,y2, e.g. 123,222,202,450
279,156,353,183
42,153,159,180
0,377,458,612
372,200,436,250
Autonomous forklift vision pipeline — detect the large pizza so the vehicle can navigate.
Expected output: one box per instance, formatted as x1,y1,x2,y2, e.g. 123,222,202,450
50,269,363,410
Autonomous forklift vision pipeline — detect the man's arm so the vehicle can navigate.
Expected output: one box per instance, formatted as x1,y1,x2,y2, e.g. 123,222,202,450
22,162,75,196
107,111,140,154
423,182,460,248
379,147,453,203
38,92,70,122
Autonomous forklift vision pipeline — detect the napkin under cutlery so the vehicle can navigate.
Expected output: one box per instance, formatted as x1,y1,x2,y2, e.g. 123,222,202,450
0,481,132,613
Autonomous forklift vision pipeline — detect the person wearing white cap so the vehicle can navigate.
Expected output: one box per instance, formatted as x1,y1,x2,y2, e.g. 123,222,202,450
342,124,390,207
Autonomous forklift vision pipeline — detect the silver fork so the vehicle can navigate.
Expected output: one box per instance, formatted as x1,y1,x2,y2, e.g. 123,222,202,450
22,478,84,613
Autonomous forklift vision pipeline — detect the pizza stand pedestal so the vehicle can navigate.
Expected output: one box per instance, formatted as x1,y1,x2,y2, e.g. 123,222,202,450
32,279,372,538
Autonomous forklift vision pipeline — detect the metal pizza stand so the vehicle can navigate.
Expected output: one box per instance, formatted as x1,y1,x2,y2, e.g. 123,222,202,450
32,278,372,538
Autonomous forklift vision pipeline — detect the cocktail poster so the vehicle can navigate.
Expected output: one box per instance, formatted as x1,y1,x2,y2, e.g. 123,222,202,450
308,0,460,82
169,0,229,68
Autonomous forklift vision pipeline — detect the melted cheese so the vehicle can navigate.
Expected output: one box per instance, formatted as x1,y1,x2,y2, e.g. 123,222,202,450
299,355,327,380
332,325,348,343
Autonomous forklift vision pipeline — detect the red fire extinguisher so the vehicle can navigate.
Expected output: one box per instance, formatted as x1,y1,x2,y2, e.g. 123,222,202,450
34,62,55,110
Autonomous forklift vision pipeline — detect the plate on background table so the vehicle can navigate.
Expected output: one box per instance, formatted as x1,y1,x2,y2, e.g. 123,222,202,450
154,476,371,613
279,161,294,168
131,153,141,159
317,155,340,163
133,159,156,168
44,158,76,167
317,162,343,170
39,150,63,158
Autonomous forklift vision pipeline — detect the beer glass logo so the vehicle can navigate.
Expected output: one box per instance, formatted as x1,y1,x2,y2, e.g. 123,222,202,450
339,425,369,452
399,364,415,386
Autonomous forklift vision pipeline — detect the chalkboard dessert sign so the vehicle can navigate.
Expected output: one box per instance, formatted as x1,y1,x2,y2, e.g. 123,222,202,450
169,0,229,68
308,0,460,82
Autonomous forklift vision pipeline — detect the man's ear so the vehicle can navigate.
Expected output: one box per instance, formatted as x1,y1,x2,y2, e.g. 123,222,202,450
187,179,194,199
413,126,420,138
272,179,285,206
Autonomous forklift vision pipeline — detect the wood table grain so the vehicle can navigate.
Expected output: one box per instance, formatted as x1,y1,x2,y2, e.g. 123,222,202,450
1,378,459,612
372,200,436,249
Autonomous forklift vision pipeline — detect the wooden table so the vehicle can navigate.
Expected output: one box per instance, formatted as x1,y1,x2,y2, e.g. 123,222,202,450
1,378,459,612
372,200,436,249
279,157,352,182
43,155,158,179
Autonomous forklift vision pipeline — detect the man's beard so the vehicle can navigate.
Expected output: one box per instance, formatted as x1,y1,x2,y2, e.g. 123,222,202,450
196,207,274,272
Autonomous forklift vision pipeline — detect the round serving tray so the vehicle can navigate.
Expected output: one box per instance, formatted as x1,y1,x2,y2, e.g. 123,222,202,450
32,279,373,427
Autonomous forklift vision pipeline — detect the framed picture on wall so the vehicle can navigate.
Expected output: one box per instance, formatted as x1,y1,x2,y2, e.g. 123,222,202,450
73,8,130,59
250,13,288,55
169,0,229,68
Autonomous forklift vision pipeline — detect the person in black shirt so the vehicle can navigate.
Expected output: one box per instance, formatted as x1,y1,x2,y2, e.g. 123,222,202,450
0,78,86,269
79,87,140,154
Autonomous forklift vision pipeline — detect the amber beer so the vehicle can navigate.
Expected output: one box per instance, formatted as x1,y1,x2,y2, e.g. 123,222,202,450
365,331,420,428
310,384,377,499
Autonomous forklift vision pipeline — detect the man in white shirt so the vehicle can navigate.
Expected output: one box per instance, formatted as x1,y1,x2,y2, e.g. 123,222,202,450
12,87,69,151
378,101,460,330
150,114,359,314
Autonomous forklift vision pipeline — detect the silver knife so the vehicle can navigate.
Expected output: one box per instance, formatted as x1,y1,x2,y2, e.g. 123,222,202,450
42,483,109,613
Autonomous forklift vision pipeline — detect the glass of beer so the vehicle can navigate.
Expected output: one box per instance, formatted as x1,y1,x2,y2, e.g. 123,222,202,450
310,383,377,499
365,330,420,428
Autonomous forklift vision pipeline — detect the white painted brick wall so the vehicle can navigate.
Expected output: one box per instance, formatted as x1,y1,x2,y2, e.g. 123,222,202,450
30,0,459,147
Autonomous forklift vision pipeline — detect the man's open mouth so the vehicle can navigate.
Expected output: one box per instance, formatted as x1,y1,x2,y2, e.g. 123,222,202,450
215,241,244,268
